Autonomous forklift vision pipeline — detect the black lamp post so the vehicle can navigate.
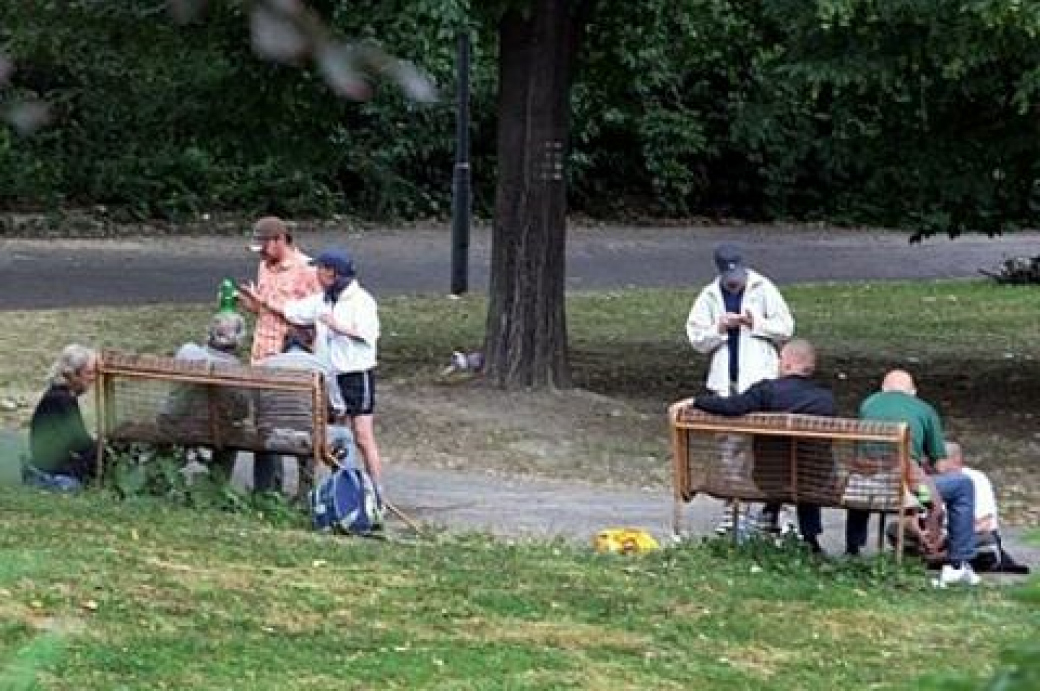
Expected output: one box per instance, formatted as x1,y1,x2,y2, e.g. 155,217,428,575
450,30,471,296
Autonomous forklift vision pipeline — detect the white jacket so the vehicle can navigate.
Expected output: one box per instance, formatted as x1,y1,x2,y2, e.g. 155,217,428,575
283,280,380,374
685,269,794,394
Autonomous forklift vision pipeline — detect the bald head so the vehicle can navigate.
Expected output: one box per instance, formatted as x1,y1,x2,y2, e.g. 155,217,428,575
881,369,916,395
779,338,816,376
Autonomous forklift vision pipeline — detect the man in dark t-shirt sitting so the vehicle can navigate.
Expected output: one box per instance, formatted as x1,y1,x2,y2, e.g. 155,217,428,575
691,339,836,553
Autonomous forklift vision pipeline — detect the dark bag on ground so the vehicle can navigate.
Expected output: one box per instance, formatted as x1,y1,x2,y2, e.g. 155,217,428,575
309,463,383,536
971,533,1030,574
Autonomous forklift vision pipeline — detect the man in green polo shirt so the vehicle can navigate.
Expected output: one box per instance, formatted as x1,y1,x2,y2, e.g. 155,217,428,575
848,369,980,587
860,370,947,463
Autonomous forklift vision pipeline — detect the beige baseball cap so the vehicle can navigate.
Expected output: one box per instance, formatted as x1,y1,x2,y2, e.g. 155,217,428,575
248,216,288,253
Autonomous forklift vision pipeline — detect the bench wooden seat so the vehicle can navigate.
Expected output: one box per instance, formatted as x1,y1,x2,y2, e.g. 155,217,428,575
669,398,913,555
95,350,331,478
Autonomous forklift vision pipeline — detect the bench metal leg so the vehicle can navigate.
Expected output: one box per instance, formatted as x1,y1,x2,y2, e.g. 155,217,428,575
731,500,741,546
877,512,887,553
672,496,684,539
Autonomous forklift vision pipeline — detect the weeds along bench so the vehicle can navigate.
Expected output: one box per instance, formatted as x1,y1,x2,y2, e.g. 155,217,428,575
668,399,913,558
95,350,331,483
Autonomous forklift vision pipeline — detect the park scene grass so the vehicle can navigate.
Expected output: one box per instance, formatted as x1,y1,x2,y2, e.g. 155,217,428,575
0,488,1037,690
1,278,1039,689
5,3,1040,687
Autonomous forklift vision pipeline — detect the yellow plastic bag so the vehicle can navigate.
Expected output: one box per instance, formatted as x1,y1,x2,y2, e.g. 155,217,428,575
593,528,661,555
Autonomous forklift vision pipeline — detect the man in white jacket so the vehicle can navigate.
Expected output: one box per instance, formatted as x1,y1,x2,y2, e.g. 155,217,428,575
686,243,795,532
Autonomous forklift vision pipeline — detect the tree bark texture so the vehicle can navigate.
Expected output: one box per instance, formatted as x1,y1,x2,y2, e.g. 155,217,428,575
485,0,587,389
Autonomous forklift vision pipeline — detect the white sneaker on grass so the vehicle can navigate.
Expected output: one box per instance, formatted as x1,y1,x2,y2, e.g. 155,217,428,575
715,502,738,534
933,563,981,588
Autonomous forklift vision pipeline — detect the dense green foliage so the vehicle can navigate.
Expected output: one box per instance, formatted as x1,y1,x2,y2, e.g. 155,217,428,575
2,1,1040,232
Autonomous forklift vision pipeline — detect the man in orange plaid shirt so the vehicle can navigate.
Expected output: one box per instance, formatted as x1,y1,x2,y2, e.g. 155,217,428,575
238,216,321,492
240,216,321,363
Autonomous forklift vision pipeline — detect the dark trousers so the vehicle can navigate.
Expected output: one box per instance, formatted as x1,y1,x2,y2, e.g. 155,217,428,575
795,503,822,538
209,450,282,493
846,509,872,553
761,502,822,538
252,452,281,493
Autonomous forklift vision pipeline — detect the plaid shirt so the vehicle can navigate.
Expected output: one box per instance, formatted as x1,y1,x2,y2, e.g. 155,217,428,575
249,249,321,363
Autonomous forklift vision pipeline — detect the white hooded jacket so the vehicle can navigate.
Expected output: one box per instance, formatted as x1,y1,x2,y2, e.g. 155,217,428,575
685,269,794,395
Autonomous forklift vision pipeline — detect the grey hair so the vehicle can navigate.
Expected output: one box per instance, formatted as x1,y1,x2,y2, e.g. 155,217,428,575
207,312,247,351
48,344,97,386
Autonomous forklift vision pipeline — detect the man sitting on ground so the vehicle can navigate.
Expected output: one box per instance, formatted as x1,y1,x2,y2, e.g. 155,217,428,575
691,338,833,554
931,441,1028,574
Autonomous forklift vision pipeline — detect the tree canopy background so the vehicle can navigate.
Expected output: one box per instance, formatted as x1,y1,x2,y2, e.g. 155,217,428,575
2,0,1040,236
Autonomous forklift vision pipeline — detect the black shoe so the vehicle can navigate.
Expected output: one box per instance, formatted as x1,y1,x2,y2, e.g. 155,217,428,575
994,551,1031,574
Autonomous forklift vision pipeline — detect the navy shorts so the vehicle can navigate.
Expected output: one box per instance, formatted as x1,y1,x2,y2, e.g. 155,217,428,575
336,369,376,416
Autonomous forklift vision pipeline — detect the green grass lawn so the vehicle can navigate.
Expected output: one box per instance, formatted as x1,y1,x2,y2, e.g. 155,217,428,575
0,487,1036,690
2,279,1037,401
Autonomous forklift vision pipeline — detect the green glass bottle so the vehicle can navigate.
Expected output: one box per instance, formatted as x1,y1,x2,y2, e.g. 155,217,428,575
217,278,239,314
915,482,933,508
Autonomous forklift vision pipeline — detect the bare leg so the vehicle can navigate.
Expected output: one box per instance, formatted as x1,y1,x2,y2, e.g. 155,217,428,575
350,414,382,483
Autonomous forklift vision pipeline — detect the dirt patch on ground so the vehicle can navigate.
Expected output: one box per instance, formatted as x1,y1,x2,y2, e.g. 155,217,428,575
379,379,668,487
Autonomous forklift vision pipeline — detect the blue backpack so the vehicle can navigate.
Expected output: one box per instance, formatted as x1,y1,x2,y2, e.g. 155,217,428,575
309,463,383,536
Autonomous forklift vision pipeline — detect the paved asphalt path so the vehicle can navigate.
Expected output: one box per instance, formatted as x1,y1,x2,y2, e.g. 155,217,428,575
227,456,1038,570
2,224,1038,309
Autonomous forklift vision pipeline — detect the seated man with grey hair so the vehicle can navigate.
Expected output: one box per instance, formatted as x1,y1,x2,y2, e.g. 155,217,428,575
160,312,249,481
253,333,350,494
173,312,248,365
26,344,100,490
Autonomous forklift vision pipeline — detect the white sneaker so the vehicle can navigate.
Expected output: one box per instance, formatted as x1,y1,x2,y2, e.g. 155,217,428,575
715,502,737,534
934,563,981,588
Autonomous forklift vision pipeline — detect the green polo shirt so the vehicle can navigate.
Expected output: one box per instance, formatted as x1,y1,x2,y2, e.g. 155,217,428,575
859,391,947,466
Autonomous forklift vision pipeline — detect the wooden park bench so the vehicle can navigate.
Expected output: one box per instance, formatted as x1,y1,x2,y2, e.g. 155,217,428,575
668,399,913,559
94,350,332,485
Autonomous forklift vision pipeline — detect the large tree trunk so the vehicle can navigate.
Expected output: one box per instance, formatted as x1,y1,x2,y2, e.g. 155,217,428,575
484,0,588,389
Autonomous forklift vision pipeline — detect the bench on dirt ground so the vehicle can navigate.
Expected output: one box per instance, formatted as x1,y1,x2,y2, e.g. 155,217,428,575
95,350,332,487
668,398,913,559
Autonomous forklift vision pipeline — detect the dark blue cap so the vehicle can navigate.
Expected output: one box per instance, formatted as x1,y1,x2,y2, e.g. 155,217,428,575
310,249,356,278
713,242,747,283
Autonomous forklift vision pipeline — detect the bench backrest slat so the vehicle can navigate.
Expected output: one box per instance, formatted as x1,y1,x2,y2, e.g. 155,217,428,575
670,400,911,511
95,350,329,470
